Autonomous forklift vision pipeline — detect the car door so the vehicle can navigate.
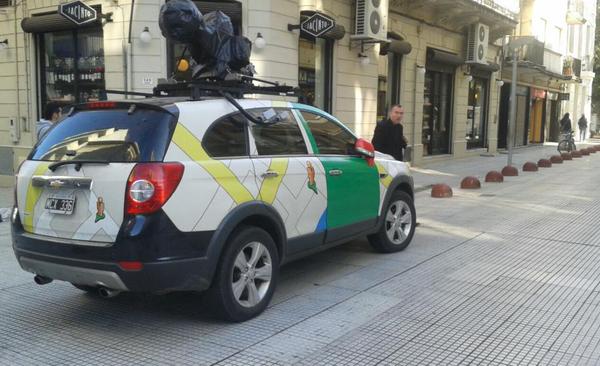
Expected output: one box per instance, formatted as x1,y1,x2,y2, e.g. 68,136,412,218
295,107,380,242
248,107,328,254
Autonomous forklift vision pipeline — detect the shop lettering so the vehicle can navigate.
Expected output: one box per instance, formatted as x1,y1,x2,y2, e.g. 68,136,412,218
300,13,335,37
59,1,97,25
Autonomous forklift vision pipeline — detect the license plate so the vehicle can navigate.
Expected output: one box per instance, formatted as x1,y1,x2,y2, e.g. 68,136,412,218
45,194,76,215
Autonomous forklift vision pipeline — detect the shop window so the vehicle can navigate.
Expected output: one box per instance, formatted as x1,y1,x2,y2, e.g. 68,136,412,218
377,53,402,121
298,34,333,113
422,70,453,156
167,0,242,80
39,26,106,114
300,111,356,155
466,77,488,149
0,0,11,6
203,113,248,157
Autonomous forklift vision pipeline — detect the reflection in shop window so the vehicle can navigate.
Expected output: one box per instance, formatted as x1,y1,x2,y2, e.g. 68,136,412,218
298,37,333,113
40,27,106,115
377,53,402,121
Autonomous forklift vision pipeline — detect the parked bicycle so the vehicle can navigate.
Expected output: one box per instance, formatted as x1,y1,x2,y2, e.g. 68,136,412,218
557,131,576,153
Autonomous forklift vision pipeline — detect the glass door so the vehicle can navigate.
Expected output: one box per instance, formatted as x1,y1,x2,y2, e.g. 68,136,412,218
422,70,453,155
466,77,488,149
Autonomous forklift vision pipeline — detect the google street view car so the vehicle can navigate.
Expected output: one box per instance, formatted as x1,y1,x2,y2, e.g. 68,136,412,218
11,0,416,321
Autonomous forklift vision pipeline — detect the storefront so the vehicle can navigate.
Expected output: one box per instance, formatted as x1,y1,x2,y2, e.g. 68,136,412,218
529,88,546,144
466,64,498,149
21,5,107,116
498,83,530,148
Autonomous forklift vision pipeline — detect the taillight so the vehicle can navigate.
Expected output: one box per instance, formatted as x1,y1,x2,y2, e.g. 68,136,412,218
87,101,116,109
125,163,184,215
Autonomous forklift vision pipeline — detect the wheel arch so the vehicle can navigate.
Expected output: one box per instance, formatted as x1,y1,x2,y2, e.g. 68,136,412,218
376,175,415,230
204,201,287,284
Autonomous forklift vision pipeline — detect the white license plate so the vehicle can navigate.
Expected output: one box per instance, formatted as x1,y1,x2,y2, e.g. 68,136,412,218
45,193,76,215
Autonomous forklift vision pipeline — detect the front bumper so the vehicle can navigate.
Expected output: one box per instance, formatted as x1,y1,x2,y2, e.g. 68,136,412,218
11,208,216,292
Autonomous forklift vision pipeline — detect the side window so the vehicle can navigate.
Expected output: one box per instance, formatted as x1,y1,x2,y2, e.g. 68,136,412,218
202,113,248,158
300,111,356,155
250,109,308,155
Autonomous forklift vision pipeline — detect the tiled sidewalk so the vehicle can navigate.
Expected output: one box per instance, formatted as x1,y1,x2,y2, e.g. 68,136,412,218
1,145,600,365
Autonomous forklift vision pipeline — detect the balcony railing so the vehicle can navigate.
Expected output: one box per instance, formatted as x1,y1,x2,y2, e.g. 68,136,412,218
469,0,519,21
514,39,545,65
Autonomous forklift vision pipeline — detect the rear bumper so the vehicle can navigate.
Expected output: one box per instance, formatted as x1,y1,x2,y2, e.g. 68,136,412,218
14,248,213,292
11,208,216,292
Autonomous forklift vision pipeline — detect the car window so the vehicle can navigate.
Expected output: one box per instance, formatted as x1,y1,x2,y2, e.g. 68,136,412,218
29,108,175,162
202,113,248,158
299,111,356,155
249,109,308,156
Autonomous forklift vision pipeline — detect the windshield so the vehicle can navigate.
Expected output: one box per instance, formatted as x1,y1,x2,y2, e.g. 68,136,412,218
29,108,176,162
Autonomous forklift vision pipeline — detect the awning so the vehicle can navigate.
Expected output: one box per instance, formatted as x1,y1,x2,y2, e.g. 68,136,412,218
321,25,345,40
427,48,463,66
470,62,500,73
380,40,412,55
194,1,241,22
22,7,102,33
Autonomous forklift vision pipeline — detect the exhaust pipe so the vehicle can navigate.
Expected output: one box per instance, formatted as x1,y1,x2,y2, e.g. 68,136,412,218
98,286,120,298
34,275,53,285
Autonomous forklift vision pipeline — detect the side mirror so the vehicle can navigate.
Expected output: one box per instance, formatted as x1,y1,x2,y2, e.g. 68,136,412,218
355,138,375,166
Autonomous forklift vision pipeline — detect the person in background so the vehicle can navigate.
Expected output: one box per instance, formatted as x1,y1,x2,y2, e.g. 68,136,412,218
559,113,572,134
36,103,62,141
372,104,408,161
578,114,588,142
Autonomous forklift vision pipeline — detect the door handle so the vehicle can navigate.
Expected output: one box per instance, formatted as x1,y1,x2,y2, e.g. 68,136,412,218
328,169,343,176
261,170,279,179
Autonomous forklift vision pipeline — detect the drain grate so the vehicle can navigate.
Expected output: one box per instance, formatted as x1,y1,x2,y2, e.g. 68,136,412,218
480,194,496,197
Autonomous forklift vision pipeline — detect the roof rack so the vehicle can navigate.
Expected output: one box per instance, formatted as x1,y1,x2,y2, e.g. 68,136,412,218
153,74,300,100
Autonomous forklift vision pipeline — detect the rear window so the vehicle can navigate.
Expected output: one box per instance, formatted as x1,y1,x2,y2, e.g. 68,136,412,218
29,108,176,162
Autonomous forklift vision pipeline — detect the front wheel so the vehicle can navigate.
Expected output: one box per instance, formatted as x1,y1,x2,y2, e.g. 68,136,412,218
368,190,416,253
207,226,279,322
558,140,572,153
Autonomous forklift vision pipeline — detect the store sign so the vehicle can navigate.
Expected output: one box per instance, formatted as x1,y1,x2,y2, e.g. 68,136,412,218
558,93,570,101
59,1,97,26
300,13,335,37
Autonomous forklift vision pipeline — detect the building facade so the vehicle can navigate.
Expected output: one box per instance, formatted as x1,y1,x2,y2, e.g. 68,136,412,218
5,0,594,186
497,0,596,148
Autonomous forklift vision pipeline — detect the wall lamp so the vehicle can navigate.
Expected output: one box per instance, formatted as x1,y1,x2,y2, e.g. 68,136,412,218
0,39,8,50
416,65,426,76
358,52,370,65
139,27,152,44
496,79,505,87
464,73,473,83
254,33,266,49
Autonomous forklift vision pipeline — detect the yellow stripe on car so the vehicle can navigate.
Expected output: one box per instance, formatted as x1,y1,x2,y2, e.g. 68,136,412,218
23,162,51,232
259,158,288,204
376,163,392,188
172,123,254,204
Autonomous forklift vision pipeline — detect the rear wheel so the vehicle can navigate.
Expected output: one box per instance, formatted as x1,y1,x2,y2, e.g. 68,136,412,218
368,191,416,253
207,226,279,322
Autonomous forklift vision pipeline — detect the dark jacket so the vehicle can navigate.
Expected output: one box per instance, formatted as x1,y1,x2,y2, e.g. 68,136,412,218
560,117,572,133
578,116,588,129
372,119,407,161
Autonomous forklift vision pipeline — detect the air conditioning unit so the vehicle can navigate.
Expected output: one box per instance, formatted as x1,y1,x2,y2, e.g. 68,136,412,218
353,0,388,42
466,23,489,64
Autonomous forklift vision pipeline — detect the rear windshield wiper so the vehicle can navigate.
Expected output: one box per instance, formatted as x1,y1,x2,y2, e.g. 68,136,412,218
48,160,110,172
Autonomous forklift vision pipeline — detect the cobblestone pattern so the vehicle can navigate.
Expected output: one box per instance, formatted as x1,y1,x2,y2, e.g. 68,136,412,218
1,147,600,365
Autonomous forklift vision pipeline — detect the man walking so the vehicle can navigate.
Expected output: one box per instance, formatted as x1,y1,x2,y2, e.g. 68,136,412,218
578,114,588,142
36,102,62,141
372,104,408,161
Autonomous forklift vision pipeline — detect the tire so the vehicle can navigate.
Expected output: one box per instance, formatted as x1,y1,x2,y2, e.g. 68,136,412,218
368,190,416,253
207,226,279,322
557,140,571,153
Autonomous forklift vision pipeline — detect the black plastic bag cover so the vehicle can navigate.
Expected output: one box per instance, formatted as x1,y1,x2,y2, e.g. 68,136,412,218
159,0,203,44
159,0,252,78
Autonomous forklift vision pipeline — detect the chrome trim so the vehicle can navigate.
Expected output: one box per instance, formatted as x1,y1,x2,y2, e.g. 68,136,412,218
19,257,128,291
22,232,113,247
31,176,93,190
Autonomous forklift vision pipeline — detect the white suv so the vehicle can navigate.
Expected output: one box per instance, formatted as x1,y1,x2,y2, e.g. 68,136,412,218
12,96,416,321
